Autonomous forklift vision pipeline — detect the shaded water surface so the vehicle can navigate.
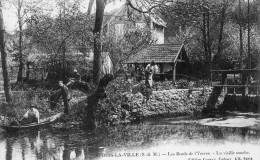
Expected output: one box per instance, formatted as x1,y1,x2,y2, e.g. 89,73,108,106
0,117,260,160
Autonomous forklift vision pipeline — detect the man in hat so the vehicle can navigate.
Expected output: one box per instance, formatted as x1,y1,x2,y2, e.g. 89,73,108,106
72,69,81,81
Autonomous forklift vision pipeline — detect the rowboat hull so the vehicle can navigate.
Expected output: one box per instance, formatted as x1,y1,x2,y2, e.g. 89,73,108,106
0,112,63,132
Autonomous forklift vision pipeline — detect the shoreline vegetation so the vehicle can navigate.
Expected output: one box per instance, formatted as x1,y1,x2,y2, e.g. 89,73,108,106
0,76,259,130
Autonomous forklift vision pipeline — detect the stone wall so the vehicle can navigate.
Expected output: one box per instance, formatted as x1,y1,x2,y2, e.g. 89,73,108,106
123,88,225,117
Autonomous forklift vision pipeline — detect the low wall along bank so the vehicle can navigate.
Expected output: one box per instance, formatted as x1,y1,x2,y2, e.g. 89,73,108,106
123,88,225,117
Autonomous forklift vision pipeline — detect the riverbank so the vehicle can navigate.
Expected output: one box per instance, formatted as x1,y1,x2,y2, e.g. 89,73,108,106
1,77,259,129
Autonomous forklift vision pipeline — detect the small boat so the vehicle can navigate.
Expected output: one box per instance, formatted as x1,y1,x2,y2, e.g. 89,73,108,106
0,112,63,132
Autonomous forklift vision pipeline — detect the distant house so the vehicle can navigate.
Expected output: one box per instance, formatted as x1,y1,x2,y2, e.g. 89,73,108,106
125,44,189,81
103,2,166,44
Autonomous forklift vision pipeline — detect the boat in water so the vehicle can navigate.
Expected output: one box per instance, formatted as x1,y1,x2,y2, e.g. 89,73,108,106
0,112,63,132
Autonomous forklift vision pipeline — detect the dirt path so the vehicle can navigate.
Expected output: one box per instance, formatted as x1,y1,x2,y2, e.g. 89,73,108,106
159,112,260,130
198,112,260,129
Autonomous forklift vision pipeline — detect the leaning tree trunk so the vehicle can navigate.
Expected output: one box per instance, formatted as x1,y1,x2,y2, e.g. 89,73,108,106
0,1,12,103
83,74,114,130
93,0,105,84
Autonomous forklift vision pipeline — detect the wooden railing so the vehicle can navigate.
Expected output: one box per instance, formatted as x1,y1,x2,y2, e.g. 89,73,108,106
211,69,259,96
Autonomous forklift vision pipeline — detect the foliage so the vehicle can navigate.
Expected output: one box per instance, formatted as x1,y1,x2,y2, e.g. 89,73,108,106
93,75,210,125
23,1,94,68
229,0,258,29
221,23,260,69
152,81,175,91
159,0,260,77
175,79,190,89
103,27,153,71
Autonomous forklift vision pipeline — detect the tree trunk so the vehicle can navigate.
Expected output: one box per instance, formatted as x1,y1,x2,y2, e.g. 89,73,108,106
83,74,114,130
239,0,243,69
215,5,226,66
17,0,24,82
0,1,12,103
202,7,208,77
206,6,211,80
247,0,251,69
93,0,105,84
62,43,66,82
84,0,106,130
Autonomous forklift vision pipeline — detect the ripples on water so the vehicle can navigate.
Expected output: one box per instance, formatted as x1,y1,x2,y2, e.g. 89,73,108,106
0,118,259,160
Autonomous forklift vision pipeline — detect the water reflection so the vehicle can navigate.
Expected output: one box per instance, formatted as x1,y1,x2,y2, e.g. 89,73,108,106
0,120,260,160
6,136,13,160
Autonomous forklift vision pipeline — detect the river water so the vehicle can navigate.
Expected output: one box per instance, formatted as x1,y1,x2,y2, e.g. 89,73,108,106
0,116,260,160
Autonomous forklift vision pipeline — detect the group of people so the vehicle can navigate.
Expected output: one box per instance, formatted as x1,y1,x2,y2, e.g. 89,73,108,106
10,80,69,126
12,63,160,125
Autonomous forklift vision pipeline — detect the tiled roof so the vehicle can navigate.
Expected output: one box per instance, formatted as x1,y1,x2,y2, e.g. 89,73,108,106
125,44,184,64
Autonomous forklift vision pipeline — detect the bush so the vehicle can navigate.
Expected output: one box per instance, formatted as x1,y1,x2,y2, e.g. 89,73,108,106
176,79,189,89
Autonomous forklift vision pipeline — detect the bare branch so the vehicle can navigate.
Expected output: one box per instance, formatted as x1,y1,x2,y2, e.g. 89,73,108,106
126,0,157,13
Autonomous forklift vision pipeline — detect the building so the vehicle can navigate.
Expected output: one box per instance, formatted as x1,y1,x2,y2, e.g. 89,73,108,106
125,44,189,81
103,1,166,44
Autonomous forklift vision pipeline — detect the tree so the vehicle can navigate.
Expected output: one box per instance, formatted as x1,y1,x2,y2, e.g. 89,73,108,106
25,1,94,81
0,0,12,103
103,28,154,70
81,0,106,129
16,0,24,82
92,0,106,83
157,0,239,76
3,0,43,82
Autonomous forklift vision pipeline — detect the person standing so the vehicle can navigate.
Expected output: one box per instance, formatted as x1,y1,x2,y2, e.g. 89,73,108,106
154,63,160,74
145,61,156,87
136,65,144,82
58,81,70,114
